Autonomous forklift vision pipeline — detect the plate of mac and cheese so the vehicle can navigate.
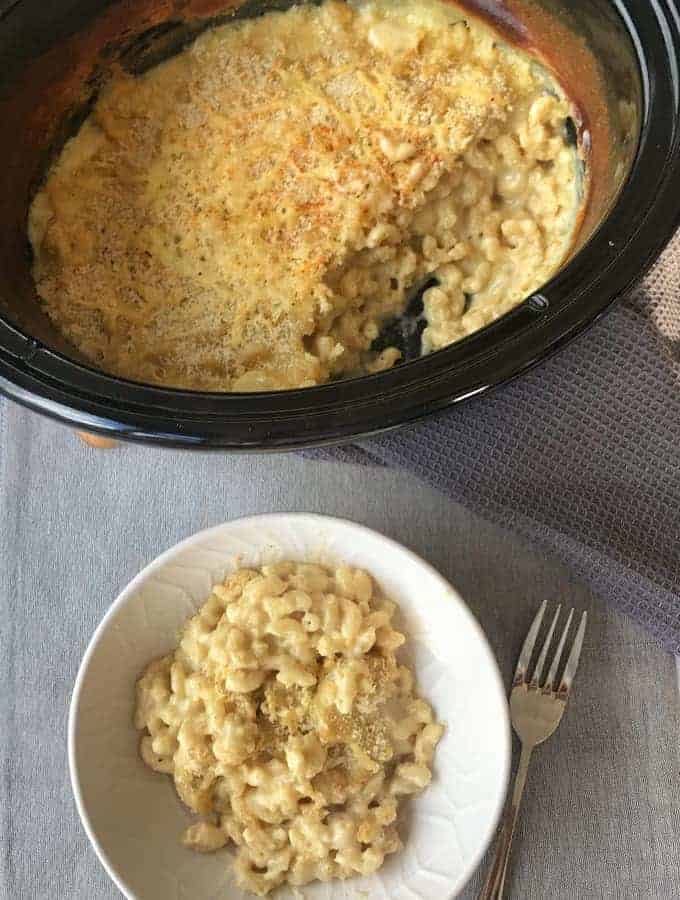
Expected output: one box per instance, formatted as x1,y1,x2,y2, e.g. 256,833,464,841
29,0,585,392
69,514,510,899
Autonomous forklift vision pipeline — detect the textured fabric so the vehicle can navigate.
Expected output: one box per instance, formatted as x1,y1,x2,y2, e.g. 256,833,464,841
1,405,680,899
318,231,680,653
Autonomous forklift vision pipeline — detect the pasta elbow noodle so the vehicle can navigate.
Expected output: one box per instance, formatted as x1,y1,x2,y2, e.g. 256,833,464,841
135,560,444,895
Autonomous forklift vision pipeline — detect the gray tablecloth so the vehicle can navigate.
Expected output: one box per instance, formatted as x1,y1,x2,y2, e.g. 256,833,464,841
1,402,679,899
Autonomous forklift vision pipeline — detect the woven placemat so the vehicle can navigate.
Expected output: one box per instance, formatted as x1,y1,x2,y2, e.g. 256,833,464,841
317,231,680,653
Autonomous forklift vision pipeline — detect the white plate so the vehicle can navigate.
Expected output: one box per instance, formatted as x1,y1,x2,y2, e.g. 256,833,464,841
69,513,510,899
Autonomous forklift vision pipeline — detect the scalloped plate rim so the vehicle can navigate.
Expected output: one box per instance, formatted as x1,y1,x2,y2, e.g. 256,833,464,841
68,512,511,900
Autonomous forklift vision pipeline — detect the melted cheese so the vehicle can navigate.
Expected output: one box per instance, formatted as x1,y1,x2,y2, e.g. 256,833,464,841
29,0,582,391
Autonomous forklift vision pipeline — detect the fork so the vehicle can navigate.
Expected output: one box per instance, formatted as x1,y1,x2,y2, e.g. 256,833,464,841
479,602,587,900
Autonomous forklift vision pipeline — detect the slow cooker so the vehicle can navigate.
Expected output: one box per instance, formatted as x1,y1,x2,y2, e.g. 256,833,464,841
0,0,678,449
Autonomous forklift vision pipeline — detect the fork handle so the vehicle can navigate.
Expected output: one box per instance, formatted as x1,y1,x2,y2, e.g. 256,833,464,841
479,743,533,900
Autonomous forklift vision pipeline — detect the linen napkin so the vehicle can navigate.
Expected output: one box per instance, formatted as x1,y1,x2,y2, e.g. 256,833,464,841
316,230,680,653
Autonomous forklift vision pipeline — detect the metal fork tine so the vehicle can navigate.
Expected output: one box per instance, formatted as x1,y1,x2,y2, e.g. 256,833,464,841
481,603,587,899
544,608,574,692
558,611,587,695
531,604,560,686
514,599,547,684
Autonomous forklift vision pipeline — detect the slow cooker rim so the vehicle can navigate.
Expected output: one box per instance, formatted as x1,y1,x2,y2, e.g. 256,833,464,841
0,0,679,450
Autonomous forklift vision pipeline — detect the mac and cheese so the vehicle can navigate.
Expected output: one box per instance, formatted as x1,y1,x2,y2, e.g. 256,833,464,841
134,562,444,895
29,0,583,390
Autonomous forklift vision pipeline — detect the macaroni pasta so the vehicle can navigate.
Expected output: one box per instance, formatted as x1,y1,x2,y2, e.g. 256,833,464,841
135,562,444,895
29,0,583,390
